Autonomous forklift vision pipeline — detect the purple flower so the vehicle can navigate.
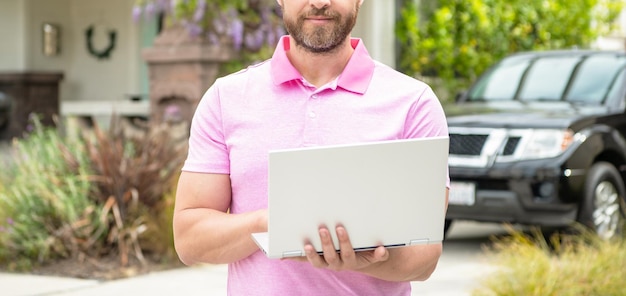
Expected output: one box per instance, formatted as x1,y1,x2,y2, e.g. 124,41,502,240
273,5,283,18
156,0,171,11
164,104,180,115
184,21,203,37
275,26,286,38
170,0,178,13
164,105,183,122
261,7,271,23
230,18,244,51
207,32,220,45
193,0,207,22
133,0,284,51
266,26,277,46
132,5,142,22
213,14,227,34
244,29,265,51
7,218,13,225
144,2,156,19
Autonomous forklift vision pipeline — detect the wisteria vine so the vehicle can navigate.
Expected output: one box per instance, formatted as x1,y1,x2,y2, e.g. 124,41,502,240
133,0,285,52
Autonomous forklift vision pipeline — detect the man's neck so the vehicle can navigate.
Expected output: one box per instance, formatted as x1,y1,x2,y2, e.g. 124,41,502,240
286,37,355,88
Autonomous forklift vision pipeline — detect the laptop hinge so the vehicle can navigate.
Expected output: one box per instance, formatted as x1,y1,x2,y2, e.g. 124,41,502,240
409,239,430,245
282,250,303,258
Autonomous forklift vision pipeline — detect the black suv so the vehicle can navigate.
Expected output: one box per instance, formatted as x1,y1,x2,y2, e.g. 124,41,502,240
446,50,626,239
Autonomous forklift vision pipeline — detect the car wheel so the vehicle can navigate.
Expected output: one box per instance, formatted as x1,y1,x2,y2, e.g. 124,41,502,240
578,162,626,240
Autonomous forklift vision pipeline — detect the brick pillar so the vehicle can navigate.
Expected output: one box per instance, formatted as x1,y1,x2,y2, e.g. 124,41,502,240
142,25,235,124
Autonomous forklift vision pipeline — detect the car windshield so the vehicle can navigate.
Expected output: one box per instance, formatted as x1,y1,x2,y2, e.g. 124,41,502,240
468,53,626,104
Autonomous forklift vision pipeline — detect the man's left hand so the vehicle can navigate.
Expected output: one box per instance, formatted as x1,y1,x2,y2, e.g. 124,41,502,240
291,226,390,271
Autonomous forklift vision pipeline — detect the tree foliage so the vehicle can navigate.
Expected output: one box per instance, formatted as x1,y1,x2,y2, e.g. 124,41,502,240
396,0,625,100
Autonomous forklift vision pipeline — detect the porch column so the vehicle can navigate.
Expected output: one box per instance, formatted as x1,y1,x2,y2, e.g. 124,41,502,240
353,1,396,68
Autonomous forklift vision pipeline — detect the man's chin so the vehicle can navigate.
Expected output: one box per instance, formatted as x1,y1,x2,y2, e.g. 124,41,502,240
299,42,342,54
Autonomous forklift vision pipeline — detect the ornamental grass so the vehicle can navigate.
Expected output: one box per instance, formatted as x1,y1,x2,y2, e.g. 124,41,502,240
0,115,186,271
473,225,626,296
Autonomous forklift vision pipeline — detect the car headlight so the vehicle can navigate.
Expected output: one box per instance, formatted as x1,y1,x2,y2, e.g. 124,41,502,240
516,129,574,160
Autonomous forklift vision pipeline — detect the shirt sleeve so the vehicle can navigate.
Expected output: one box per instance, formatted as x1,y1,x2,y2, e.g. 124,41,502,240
404,85,449,139
405,84,451,188
181,81,231,174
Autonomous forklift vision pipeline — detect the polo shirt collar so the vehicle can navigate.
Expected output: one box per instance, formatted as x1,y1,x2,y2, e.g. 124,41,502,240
270,36,374,94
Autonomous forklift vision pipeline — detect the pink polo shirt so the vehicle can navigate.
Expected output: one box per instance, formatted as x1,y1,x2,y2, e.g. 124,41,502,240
183,36,449,296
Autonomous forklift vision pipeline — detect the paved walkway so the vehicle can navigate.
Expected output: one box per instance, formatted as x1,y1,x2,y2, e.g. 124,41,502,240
1,255,496,296
0,222,504,296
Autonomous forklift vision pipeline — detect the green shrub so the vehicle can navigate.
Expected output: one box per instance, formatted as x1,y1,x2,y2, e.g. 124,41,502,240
474,225,626,296
396,0,625,101
82,118,186,266
0,116,187,270
0,118,104,270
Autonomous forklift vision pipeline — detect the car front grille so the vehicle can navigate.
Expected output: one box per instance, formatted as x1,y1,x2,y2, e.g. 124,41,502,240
450,134,488,155
448,128,527,168
502,136,521,156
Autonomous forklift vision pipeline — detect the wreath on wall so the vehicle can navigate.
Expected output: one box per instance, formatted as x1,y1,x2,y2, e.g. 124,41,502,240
85,25,116,60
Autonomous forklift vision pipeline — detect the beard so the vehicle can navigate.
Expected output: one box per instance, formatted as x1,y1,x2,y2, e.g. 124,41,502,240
283,5,359,54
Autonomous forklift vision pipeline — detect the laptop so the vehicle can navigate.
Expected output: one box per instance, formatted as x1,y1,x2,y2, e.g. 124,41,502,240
251,136,449,259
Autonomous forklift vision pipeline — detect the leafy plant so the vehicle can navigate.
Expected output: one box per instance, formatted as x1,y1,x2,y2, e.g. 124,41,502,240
81,117,187,266
474,225,626,296
0,117,104,270
139,178,180,262
0,116,187,270
396,0,625,102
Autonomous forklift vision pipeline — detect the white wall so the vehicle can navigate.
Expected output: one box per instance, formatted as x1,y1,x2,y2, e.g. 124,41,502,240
0,0,143,103
63,0,141,102
23,0,72,70
0,0,26,70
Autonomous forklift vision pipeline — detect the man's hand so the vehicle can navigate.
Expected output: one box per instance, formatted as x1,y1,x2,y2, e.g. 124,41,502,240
299,226,390,271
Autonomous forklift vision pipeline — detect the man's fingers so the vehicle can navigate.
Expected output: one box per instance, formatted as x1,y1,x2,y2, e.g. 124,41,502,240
304,226,390,271
319,228,341,267
336,226,356,262
373,246,389,262
304,244,328,268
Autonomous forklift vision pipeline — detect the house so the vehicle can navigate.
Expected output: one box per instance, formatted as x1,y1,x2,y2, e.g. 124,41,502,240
0,1,624,139
0,0,396,139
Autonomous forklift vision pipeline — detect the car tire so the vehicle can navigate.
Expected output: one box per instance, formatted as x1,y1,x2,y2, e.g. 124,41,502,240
577,161,626,240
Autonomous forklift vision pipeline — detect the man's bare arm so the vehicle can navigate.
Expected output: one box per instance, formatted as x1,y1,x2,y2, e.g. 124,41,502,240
173,172,267,265
355,241,442,282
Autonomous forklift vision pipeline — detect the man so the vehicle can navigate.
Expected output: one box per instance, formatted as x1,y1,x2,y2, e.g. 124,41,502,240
173,0,450,295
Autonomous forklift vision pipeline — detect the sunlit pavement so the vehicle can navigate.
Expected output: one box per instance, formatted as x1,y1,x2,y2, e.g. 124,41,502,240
0,221,506,296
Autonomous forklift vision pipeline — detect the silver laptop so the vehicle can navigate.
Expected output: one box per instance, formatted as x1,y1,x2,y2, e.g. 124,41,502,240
252,136,449,259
